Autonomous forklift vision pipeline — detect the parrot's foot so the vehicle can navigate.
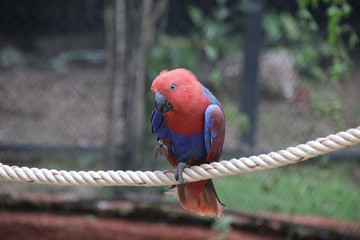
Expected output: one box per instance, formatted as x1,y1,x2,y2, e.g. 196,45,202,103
153,139,168,161
175,162,192,184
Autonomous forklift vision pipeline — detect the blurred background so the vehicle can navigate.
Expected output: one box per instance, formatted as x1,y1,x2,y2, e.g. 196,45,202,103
0,0,359,238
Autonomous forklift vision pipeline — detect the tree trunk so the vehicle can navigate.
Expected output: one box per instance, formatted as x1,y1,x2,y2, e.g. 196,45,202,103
132,0,153,169
105,0,168,172
104,0,126,170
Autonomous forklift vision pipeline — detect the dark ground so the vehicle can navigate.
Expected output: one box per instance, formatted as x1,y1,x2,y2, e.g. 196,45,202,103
0,195,359,240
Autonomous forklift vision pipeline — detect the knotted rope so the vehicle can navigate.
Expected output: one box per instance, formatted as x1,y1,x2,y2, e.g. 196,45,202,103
0,126,359,187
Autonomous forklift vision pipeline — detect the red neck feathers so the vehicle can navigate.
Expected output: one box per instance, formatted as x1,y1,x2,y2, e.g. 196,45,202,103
165,94,210,135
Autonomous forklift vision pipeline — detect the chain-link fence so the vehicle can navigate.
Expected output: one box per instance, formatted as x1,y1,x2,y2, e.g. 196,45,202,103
0,0,359,237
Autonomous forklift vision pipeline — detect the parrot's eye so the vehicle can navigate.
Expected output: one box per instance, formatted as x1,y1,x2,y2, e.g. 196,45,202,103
170,84,176,91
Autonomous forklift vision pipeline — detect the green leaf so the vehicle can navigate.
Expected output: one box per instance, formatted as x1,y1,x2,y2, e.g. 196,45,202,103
209,69,222,87
297,0,318,8
263,13,282,41
342,2,352,16
281,13,301,41
298,0,310,8
238,112,250,133
327,5,342,18
349,32,359,49
204,44,218,61
298,8,312,20
188,6,203,27
329,58,349,83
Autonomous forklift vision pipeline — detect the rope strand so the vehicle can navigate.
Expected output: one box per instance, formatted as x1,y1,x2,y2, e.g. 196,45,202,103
0,126,359,187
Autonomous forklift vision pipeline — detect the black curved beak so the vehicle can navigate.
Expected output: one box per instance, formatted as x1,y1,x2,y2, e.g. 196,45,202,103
154,92,172,116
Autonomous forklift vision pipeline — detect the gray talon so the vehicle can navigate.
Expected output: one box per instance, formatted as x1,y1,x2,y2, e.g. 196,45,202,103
175,162,192,184
153,139,168,161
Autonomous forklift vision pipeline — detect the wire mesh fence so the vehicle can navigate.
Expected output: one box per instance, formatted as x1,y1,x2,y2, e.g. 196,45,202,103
0,0,359,235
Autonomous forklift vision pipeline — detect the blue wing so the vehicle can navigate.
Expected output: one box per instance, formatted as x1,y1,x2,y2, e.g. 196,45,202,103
204,104,225,162
151,110,168,139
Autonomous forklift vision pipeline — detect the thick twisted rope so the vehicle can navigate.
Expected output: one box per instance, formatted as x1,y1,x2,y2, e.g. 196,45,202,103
0,126,359,187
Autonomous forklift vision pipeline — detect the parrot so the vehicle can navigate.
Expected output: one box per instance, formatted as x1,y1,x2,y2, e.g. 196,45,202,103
150,68,226,217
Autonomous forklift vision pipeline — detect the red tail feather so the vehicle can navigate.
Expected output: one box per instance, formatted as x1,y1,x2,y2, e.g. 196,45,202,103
174,180,225,217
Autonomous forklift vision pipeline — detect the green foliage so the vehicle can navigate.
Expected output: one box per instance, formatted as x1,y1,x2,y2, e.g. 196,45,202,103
209,68,222,88
223,103,250,134
263,0,357,83
147,35,197,78
188,0,243,62
308,90,345,130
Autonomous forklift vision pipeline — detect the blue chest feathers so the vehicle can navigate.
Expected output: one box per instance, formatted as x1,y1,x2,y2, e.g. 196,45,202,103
168,129,207,163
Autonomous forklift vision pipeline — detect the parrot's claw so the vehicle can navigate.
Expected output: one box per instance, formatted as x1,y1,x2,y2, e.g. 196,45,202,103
153,139,168,161
175,162,192,184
